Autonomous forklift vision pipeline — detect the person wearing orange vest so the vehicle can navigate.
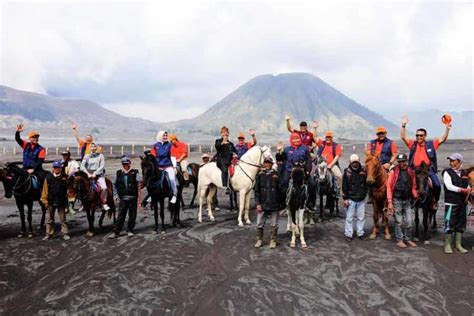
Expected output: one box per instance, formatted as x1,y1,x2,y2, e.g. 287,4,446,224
169,134,190,183
400,115,451,208
367,126,398,170
316,131,343,194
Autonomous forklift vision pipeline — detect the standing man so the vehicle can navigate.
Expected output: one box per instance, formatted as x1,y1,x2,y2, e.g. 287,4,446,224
235,130,257,158
254,156,282,249
441,153,470,254
285,115,317,150
316,131,343,196
401,115,451,208
387,154,418,248
41,161,70,241
342,154,368,242
15,124,47,185
109,157,142,239
170,134,190,183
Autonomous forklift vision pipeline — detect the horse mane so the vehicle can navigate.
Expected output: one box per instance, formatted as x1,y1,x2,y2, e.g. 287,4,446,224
74,170,89,180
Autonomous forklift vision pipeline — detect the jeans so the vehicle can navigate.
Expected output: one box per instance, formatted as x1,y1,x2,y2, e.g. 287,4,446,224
393,198,413,241
164,167,178,196
345,200,366,237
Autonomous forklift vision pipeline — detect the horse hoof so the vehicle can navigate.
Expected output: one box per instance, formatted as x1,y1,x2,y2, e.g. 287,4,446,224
197,218,202,223
161,230,166,235
210,217,215,222
424,240,430,245
369,234,377,240
245,220,252,225
86,232,94,237
238,222,244,228
27,233,34,238
17,232,25,238
301,243,308,248
384,234,392,240
290,242,296,248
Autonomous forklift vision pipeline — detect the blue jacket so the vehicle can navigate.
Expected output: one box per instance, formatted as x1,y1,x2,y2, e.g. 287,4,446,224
278,145,311,173
153,142,173,168
235,143,250,158
23,143,44,170
370,138,393,164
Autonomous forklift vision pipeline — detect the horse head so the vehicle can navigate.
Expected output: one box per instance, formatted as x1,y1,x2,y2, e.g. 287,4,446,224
365,153,381,185
140,153,158,187
72,170,90,199
316,157,329,182
0,163,13,199
415,162,430,199
291,162,306,188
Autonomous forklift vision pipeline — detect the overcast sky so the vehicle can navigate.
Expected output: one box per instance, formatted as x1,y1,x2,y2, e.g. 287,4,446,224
0,0,472,122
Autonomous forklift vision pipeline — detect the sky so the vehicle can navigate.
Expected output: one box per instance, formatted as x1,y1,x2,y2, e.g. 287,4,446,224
0,0,472,122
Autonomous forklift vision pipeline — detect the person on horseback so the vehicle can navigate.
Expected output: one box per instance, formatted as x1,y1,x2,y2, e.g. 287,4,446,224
342,154,368,242
169,134,190,184
215,126,237,194
41,160,70,241
61,150,80,214
151,131,178,204
316,131,343,197
235,130,257,158
401,115,451,209
79,142,111,211
387,154,418,248
254,156,282,249
441,153,470,254
285,115,317,151
15,124,46,187
276,132,311,198
71,123,101,160
109,156,143,239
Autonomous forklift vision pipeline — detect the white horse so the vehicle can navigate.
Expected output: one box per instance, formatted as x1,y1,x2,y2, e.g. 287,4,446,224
197,145,273,227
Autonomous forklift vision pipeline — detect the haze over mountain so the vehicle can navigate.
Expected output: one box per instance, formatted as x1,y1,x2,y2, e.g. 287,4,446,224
164,73,398,140
0,85,160,142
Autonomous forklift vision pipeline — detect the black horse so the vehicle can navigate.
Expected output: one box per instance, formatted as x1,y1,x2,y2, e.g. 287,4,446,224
141,154,184,233
413,162,437,243
286,163,308,248
313,157,339,221
0,163,47,237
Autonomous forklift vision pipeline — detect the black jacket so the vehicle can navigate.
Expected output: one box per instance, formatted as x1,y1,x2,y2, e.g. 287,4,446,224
44,172,69,206
215,139,237,166
254,169,283,211
342,162,368,202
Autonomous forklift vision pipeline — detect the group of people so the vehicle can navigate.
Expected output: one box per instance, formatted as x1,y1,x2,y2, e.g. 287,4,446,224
11,114,472,253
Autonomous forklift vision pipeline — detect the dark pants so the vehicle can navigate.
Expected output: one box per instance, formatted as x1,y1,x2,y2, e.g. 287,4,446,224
307,176,316,207
113,199,138,234
217,161,230,187
444,204,467,234
428,170,441,202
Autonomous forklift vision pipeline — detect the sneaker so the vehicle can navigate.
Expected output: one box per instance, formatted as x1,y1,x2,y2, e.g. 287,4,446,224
108,233,118,239
103,204,111,211
170,196,177,204
345,236,353,242
127,232,134,237
358,235,367,241
63,235,71,241
42,235,52,241
254,239,263,248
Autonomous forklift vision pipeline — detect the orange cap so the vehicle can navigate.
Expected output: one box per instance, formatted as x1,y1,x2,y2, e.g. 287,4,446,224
28,131,40,138
441,114,452,125
376,126,387,134
324,131,334,138
237,132,245,139
169,134,178,141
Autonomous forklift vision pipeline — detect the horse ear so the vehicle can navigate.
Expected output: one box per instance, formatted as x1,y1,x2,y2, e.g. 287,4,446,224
420,161,428,170
139,155,144,161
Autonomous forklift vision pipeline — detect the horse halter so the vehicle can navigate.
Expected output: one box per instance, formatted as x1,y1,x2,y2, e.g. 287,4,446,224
238,146,267,168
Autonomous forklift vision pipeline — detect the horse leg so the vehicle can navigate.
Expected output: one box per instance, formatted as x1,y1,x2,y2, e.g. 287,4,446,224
422,206,430,243
369,204,379,240
244,191,251,225
319,193,324,221
17,201,26,236
39,202,46,230
27,202,34,237
290,209,296,248
198,186,206,223
286,210,291,232
152,200,159,231
159,199,165,233
189,183,197,208
299,209,307,248
237,189,246,227
229,191,234,211
207,186,216,222
85,208,94,237
413,207,420,241
99,210,106,227
382,206,391,240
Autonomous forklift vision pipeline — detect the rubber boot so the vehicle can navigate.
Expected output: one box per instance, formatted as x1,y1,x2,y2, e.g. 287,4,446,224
269,227,278,249
254,228,263,248
444,234,453,254
454,232,468,254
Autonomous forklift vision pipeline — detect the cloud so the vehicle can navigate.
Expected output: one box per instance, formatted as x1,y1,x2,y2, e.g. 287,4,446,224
0,0,472,121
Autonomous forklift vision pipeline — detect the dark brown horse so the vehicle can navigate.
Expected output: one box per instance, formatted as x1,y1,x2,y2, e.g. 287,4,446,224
0,163,47,237
413,162,437,243
365,153,391,240
68,171,115,237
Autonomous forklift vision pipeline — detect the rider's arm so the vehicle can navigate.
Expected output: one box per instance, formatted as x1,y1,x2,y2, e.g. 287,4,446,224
438,124,451,145
93,155,105,176
15,131,25,148
389,142,398,164
401,125,410,147
286,118,294,133
215,138,223,151
329,144,342,168
80,156,88,174
71,127,82,146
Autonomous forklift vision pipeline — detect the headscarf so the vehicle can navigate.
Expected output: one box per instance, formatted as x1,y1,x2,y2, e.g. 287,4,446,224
290,132,301,148
156,131,167,143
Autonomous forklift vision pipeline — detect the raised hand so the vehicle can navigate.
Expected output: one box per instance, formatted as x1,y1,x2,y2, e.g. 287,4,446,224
71,122,77,130
401,115,409,126
312,120,319,129
285,114,291,121
276,142,284,152
16,124,25,132
249,129,256,136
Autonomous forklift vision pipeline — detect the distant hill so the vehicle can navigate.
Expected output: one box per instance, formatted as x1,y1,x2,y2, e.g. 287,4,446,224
0,85,160,142
164,73,398,139
385,110,473,139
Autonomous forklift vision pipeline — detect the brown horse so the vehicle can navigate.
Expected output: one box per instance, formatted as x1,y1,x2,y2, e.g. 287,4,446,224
365,153,391,240
68,171,115,237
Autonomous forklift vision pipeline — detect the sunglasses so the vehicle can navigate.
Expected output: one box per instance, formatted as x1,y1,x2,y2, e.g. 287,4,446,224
416,134,425,137
376,132,386,136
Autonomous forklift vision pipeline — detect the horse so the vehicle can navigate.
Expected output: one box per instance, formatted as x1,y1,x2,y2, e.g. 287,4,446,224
197,145,272,227
0,163,47,237
286,163,308,248
413,162,437,243
314,157,339,221
68,171,115,237
140,154,184,233
365,153,391,240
